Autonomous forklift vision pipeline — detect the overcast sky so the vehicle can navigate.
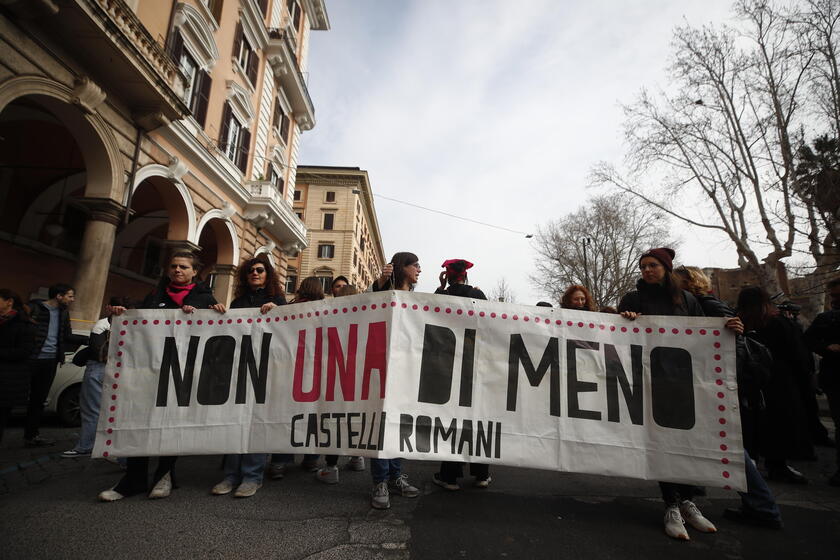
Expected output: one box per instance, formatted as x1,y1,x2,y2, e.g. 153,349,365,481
299,0,739,302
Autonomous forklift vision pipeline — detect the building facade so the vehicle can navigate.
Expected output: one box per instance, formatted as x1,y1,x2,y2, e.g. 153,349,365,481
0,0,328,329
287,166,385,295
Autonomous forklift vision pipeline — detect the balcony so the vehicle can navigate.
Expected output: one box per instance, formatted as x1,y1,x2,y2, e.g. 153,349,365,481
265,28,315,131
19,0,189,128
244,181,308,249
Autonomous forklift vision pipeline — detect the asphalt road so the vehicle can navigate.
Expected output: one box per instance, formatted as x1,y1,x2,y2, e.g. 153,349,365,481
1,421,838,559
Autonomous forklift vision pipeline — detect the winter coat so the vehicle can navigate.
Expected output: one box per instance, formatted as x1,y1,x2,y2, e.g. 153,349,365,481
141,283,218,310
617,279,705,318
230,288,286,310
28,300,87,363
804,309,840,390
0,313,36,407
434,283,487,301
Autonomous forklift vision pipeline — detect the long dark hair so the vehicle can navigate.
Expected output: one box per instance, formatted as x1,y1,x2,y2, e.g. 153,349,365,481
0,288,31,321
294,276,325,302
737,286,775,331
234,255,284,300
391,252,419,291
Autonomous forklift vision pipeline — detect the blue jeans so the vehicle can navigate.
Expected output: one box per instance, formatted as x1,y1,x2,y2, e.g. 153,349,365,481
224,454,268,484
371,458,401,483
739,450,782,520
73,361,105,453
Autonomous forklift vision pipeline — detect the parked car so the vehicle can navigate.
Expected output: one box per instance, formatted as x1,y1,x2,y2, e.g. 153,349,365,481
45,349,86,426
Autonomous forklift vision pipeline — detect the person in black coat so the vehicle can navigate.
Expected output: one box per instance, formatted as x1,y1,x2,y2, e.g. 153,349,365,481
26,283,87,447
431,259,492,491
99,251,225,502
737,286,810,485
804,277,840,486
618,248,718,540
0,289,36,443
211,255,286,499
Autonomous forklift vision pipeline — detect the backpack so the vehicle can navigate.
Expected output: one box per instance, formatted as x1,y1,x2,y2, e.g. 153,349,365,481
738,332,773,410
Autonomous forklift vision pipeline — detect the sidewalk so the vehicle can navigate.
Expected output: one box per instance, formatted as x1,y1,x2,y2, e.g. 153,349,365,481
0,421,86,494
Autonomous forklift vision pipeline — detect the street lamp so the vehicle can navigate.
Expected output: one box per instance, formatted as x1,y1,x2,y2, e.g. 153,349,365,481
581,237,591,287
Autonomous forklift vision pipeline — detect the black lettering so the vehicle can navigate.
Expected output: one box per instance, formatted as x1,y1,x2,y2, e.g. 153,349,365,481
156,336,199,406
566,340,602,421
319,414,331,448
494,422,501,459
416,415,432,453
433,417,457,454
358,412,368,449
459,329,476,406
197,336,236,405
365,413,377,450
235,333,271,404
347,412,360,449
305,413,318,447
331,413,346,447
457,419,473,455
418,325,456,404
291,414,303,447
507,334,561,416
476,421,493,458
605,344,644,425
651,347,695,429
378,411,386,450
399,413,414,452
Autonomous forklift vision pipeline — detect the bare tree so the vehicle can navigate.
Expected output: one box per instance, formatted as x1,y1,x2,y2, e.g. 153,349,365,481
591,0,838,293
489,277,517,303
530,195,675,307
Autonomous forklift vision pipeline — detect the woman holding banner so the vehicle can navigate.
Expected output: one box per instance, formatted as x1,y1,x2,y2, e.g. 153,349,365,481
99,251,225,502
431,259,493,491
211,255,285,499
368,252,422,509
618,248,718,541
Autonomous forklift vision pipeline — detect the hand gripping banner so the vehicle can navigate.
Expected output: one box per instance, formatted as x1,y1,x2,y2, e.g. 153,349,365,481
94,291,745,490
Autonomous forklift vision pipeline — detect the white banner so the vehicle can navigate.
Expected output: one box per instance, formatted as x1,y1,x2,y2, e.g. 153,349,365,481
94,291,745,490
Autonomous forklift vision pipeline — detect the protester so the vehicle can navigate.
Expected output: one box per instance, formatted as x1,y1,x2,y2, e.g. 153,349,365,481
535,301,553,308
268,276,323,478
61,297,133,458
211,256,285,498
432,259,492,491
804,277,840,486
674,266,783,529
618,248,717,541
560,284,596,311
369,252,422,509
26,283,86,447
737,286,810,485
330,276,349,297
99,251,224,502
317,283,365,484
0,289,36,444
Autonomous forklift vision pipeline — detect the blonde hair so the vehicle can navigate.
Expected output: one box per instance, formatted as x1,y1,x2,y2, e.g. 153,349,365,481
674,266,711,296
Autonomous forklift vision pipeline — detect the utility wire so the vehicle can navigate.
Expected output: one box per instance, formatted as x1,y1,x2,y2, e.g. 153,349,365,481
374,193,533,237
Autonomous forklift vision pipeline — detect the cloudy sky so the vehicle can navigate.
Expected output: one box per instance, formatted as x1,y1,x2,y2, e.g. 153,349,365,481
299,0,738,302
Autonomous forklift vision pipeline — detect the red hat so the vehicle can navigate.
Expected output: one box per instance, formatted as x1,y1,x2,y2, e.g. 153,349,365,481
441,259,473,281
639,247,675,272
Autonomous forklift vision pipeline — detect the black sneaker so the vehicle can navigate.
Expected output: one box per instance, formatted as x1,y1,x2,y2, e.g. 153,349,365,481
24,436,55,448
723,507,783,530
768,465,808,484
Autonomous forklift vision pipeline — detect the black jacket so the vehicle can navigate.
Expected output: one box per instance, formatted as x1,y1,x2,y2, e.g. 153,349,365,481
28,300,87,362
0,312,36,407
434,283,487,301
230,288,286,309
618,279,705,317
804,309,840,388
142,283,218,310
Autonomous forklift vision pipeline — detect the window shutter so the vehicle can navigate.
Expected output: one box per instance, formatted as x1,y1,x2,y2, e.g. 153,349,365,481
232,23,243,59
193,71,212,127
258,0,268,17
218,102,232,151
237,128,251,173
272,98,280,130
292,2,302,29
280,113,290,143
168,30,184,64
246,48,259,85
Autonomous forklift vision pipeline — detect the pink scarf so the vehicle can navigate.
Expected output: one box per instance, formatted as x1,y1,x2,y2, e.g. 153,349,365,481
166,283,195,307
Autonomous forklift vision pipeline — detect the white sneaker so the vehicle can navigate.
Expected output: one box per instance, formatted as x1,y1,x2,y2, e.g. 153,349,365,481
211,479,234,495
432,473,460,491
390,473,420,498
664,505,689,540
474,476,492,489
347,456,365,471
148,472,172,499
316,466,339,484
371,481,390,509
233,481,261,498
680,500,717,533
98,488,124,502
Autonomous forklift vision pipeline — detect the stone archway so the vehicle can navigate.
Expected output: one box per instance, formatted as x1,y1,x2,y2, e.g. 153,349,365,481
195,212,240,305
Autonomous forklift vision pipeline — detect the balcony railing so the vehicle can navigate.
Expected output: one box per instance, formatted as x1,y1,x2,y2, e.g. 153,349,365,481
265,28,315,130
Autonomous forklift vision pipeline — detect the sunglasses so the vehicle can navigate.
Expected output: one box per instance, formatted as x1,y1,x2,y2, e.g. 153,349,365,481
249,267,266,274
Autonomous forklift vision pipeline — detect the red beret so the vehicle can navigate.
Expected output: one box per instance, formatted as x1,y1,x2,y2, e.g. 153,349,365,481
639,247,675,272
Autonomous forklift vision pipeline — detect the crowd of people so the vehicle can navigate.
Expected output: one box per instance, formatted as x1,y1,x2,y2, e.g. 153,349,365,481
1,246,838,541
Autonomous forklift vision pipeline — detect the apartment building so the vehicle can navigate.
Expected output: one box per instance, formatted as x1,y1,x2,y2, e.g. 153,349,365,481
287,166,385,295
0,0,328,326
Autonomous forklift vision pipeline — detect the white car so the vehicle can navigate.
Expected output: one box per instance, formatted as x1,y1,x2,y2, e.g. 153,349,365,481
44,349,86,426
